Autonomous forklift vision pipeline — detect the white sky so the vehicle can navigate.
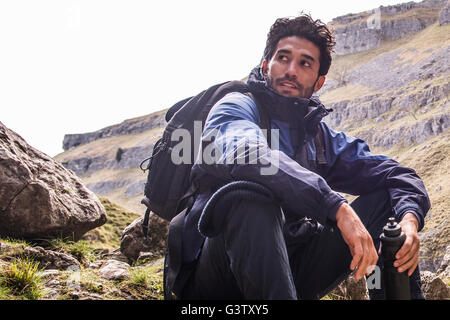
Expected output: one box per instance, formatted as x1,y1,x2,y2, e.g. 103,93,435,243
0,0,420,157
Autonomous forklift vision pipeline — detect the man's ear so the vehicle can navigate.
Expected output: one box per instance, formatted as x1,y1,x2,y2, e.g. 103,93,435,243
314,75,326,92
262,60,268,77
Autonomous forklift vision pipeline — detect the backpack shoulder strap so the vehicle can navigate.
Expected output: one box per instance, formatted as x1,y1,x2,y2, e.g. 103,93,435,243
245,92,271,148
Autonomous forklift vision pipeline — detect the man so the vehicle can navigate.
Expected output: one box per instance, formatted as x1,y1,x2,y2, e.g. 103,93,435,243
166,14,430,300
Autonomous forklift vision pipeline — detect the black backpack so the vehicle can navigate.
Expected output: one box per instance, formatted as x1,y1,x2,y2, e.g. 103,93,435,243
139,80,272,239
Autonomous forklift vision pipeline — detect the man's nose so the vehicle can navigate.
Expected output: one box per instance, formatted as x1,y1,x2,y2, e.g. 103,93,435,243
285,61,298,79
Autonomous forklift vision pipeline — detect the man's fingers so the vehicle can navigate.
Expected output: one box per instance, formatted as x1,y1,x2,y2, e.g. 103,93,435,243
396,241,419,272
395,236,414,259
335,205,379,280
368,246,379,275
351,239,378,280
395,235,419,267
396,215,421,277
398,255,418,274
407,259,419,277
394,246,416,268
363,239,378,277
395,244,419,275
350,244,363,272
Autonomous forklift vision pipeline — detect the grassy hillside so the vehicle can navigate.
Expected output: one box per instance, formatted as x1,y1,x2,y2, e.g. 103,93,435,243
54,124,164,214
83,168,149,214
56,127,164,162
81,197,141,250
382,131,450,265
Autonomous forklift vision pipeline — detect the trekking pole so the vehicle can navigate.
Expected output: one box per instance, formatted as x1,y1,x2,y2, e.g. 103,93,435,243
380,217,411,300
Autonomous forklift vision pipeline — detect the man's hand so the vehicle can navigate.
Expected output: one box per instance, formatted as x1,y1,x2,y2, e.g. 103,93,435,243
395,212,420,276
335,203,378,280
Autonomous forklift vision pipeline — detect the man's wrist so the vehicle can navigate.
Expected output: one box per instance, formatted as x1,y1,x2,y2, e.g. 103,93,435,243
335,202,354,224
401,212,419,231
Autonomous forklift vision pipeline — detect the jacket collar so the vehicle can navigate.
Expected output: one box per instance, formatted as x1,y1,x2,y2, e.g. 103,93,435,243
246,66,331,133
246,66,310,108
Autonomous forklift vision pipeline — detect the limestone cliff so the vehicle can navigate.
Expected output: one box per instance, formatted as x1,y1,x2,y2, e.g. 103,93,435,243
329,0,447,55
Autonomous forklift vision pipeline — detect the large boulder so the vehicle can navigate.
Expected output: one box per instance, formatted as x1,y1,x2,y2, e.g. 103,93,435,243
421,271,450,299
0,121,106,240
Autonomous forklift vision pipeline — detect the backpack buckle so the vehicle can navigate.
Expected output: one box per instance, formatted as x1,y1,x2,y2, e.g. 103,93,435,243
141,197,151,243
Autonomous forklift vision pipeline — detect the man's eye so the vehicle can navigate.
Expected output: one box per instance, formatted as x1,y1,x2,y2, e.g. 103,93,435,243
301,60,311,67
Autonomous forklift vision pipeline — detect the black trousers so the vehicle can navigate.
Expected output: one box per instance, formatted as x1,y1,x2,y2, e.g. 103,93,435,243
182,189,424,300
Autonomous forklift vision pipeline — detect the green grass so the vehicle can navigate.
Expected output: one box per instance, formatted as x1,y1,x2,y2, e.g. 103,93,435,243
321,293,347,300
44,197,143,261
0,257,45,300
1,237,31,248
0,285,12,300
81,197,141,250
47,238,99,265
129,268,151,286
118,262,164,300
0,238,33,261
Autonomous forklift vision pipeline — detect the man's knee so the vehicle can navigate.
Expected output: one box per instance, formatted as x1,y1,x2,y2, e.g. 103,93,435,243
225,198,285,236
198,181,282,238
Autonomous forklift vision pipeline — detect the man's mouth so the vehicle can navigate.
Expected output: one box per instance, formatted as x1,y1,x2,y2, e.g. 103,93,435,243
279,81,298,89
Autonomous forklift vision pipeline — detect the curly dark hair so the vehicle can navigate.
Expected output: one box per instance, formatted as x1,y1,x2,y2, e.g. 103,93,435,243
263,14,336,76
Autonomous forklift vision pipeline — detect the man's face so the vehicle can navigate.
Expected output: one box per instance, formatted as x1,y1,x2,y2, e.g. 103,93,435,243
263,36,325,99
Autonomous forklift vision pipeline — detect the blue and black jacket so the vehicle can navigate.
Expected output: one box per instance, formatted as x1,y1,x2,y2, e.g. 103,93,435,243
174,66,430,293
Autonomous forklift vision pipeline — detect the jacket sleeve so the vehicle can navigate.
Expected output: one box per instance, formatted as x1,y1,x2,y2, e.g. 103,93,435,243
320,122,430,231
190,92,346,226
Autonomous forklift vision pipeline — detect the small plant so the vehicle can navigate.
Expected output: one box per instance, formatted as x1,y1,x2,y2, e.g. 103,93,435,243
67,240,97,263
129,268,150,287
85,281,104,294
0,257,45,300
61,188,71,195
48,238,98,265
119,265,164,300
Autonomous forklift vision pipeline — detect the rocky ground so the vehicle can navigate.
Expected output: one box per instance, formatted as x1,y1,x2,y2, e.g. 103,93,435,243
0,196,448,300
0,198,166,300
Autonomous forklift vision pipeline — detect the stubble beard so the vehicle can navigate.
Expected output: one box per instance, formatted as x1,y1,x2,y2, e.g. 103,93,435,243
268,75,318,99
